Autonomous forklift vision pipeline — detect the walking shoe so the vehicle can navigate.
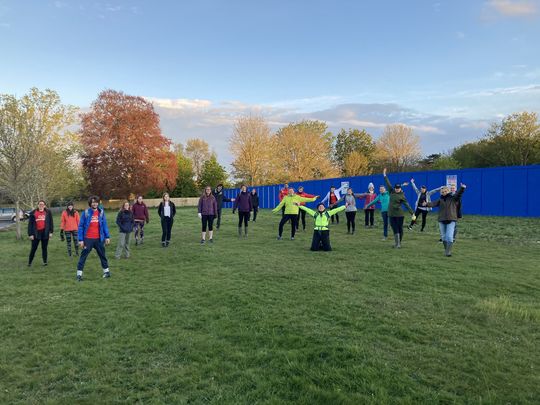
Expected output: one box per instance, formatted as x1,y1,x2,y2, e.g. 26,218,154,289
161,242,166,247
103,271,111,278
382,237,387,241
200,239,205,244
76,275,83,282
407,225,413,230
43,262,48,267
277,236,282,240
27,263,31,267
291,237,295,241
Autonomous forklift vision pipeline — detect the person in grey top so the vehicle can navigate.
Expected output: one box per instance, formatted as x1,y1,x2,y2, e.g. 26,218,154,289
337,187,364,235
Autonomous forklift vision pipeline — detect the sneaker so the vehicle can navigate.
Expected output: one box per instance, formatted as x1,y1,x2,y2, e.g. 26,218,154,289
277,236,282,240
43,262,48,267
200,239,205,244
382,237,387,241
103,272,111,278
291,237,295,241
76,275,83,282
407,225,413,230
27,263,32,267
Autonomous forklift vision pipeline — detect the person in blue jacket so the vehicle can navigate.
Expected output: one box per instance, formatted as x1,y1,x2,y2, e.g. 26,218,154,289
76,195,111,281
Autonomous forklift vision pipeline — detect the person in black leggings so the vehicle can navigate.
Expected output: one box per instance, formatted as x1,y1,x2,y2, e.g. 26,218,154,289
233,185,253,238
28,200,54,266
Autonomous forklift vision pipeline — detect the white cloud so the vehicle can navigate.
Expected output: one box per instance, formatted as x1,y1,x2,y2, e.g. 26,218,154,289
146,97,212,110
485,0,538,17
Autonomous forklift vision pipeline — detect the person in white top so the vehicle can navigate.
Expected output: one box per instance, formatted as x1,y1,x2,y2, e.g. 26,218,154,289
157,193,176,247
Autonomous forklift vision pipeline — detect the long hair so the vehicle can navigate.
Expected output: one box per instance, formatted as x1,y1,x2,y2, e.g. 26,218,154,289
119,200,131,212
201,186,214,198
66,201,75,217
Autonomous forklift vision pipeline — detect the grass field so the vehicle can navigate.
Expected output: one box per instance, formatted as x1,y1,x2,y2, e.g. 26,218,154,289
0,208,539,404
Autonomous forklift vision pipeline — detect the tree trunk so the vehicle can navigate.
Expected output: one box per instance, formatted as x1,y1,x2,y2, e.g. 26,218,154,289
15,198,22,240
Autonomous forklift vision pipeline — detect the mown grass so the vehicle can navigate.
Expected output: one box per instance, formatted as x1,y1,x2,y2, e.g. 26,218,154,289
0,208,539,404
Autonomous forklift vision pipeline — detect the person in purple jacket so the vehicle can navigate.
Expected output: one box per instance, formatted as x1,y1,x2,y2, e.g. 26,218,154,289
132,195,149,245
197,186,218,244
233,184,253,238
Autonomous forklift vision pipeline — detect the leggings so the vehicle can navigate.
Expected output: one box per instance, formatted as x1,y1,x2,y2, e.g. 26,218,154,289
364,209,374,226
201,215,215,232
65,230,78,256
238,211,249,228
345,211,356,233
279,214,298,238
410,208,428,230
331,213,339,224
390,216,404,241
134,221,145,240
29,233,49,265
161,216,173,242
297,209,307,230
216,209,222,228
381,211,389,237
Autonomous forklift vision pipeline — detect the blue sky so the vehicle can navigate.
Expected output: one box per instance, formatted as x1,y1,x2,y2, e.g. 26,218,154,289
1,0,539,164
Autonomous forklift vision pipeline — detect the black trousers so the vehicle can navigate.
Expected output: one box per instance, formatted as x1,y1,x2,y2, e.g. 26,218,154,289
345,211,356,232
364,209,374,226
410,208,428,230
216,209,222,228
331,213,339,224
201,215,215,232
251,207,258,221
390,216,405,241
279,214,298,238
238,211,249,228
77,238,109,270
297,209,307,230
311,230,331,251
161,216,173,242
29,232,49,265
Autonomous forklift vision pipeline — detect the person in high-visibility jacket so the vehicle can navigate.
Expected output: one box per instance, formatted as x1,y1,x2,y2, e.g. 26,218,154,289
298,202,346,251
272,188,317,240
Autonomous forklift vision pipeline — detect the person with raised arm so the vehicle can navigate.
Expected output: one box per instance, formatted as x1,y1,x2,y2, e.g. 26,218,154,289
365,185,390,240
383,168,416,248
321,185,341,224
298,202,346,251
296,185,316,231
336,187,365,235
272,187,317,240
407,179,442,232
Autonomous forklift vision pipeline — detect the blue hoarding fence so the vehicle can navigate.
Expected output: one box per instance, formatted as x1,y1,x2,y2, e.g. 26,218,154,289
223,165,540,218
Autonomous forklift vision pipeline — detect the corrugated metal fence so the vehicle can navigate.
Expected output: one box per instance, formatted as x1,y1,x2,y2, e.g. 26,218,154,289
223,165,540,217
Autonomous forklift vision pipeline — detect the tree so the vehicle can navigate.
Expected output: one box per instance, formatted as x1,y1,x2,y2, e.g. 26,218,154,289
334,128,375,173
485,112,540,166
343,150,371,176
0,88,78,239
273,120,338,182
80,89,177,199
374,124,421,172
230,115,273,185
171,144,198,197
431,155,461,170
199,154,228,189
185,138,211,185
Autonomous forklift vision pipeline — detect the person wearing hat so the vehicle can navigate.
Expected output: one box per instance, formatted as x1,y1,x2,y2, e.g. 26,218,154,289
272,187,317,240
383,168,416,248
60,201,80,257
407,178,442,232
298,202,346,251
356,182,378,228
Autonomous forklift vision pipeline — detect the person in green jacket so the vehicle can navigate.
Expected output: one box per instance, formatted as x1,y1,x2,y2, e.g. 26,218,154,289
383,168,416,248
298,202,346,251
365,185,390,240
272,188,318,240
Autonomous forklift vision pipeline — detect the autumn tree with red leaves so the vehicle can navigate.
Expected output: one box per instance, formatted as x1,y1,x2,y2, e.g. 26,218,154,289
80,90,177,199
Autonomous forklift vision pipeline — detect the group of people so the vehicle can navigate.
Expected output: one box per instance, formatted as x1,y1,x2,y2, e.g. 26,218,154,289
25,170,465,280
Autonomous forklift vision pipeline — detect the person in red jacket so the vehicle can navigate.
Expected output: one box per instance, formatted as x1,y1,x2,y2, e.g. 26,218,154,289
132,195,149,245
296,185,316,231
60,201,80,257
357,182,378,228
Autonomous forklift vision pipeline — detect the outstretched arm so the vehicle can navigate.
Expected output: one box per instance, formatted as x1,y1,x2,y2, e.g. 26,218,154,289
410,179,419,195
296,195,317,203
401,197,414,215
427,186,443,196
365,195,380,209
272,199,285,213
327,205,346,216
298,205,315,216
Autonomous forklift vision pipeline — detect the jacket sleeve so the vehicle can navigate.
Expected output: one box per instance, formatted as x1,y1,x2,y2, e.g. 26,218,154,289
145,205,149,222
272,198,285,213
249,196,253,211
298,205,315,216
411,181,420,195
172,202,176,217
27,214,34,237
60,212,66,230
116,212,121,227
213,198,218,214
426,199,440,208
102,212,110,239
356,193,368,199
401,197,414,214
223,195,232,203
233,194,239,210
427,186,442,196
454,186,465,201
297,195,317,203
157,203,162,218
365,195,380,209
384,175,393,192
48,211,54,234
78,210,85,241
304,192,315,198
328,205,346,216
198,197,203,214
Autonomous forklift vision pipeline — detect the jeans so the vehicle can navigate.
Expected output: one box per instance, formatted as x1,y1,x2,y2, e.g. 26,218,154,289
439,221,456,243
115,232,131,258
78,238,109,270
364,209,374,226
251,207,258,221
381,211,388,237
161,216,173,242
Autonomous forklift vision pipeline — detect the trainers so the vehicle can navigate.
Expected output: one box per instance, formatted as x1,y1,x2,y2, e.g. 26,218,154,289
43,262,48,267
407,225,413,230
200,239,205,244
76,275,83,282
291,237,295,241
103,272,111,278
277,236,282,240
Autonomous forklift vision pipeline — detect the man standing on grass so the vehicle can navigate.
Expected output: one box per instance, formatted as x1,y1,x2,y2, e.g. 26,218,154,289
213,183,234,229
76,195,111,282
272,187,317,240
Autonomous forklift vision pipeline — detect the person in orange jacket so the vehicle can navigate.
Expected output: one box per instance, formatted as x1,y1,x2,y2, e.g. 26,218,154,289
60,201,80,257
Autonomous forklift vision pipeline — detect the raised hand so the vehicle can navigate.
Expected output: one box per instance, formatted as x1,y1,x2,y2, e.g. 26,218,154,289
383,168,387,176
411,178,414,183
460,183,467,188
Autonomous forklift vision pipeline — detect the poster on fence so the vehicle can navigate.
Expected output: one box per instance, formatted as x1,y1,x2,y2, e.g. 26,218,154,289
340,181,349,192
446,175,458,187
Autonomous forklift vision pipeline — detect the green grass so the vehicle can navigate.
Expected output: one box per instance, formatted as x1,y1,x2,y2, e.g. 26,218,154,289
0,208,539,404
